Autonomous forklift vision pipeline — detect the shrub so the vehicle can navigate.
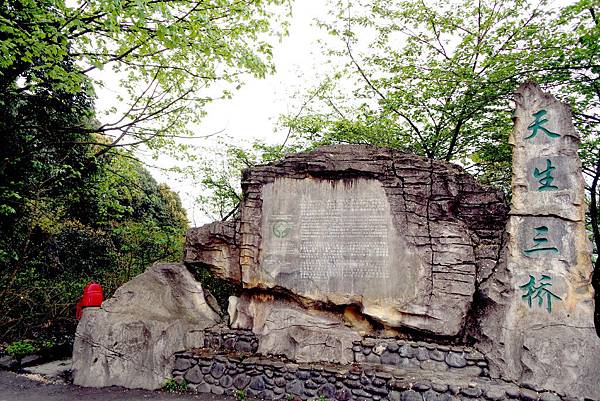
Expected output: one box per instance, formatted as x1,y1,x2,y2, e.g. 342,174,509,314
234,389,247,401
162,377,188,392
6,341,36,359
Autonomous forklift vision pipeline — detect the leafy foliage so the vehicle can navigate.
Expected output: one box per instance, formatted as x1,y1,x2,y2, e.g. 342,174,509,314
196,140,301,220
5,339,56,359
0,51,188,340
5,341,36,359
0,0,290,158
234,389,247,401
163,377,188,393
0,0,288,343
0,145,188,341
282,1,573,178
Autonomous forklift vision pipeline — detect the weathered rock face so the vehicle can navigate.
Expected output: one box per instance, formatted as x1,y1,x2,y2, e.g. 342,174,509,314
182,91,599,399
229,294,361,364
185,221,240,282
72,263,221,390
476,83,600,399
187,145,508,340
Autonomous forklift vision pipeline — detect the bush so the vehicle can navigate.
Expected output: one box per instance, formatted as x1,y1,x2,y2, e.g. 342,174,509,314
234,389,247,401
162,378,188,392
6,341,36,359
0,155,188,343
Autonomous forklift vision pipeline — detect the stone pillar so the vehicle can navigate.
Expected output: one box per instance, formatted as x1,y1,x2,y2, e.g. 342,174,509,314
503,82,599,398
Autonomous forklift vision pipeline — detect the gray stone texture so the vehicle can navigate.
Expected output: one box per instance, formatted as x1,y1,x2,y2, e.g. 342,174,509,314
445,353,467,368
0,356,18,370
350,337,487,374
184,221,240,282
186,144,507,343
72,263,221,390
239,146,507,338
184,365,204,384
475,82,600,400
204,325,259,354
229,294,360,364
20,358,72,383
172,350,579,401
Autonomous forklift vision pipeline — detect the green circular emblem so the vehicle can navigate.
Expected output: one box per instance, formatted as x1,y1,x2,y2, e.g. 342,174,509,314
272,221,293,238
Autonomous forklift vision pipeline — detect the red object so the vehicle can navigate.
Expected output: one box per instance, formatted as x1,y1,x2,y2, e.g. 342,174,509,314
76,282,103,320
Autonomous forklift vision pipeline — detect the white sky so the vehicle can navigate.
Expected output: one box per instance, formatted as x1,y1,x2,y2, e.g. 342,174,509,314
97,0,332,226
92,0,577,227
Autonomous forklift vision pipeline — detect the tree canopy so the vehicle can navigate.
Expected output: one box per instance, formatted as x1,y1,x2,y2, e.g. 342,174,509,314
1,0,289,158
0,0,290,343
196,1,599,318
276,0,598,258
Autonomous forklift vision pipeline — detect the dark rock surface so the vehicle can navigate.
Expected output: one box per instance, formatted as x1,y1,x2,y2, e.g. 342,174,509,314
172,350,572,401
186,145,508,339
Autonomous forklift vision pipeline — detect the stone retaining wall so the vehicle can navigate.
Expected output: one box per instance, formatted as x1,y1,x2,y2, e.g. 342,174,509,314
201,328,489,377
204,327,259,354
354,338,488,376
172,350,570,401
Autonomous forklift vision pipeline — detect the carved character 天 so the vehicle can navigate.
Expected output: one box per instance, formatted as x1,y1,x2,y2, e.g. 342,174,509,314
525,109,560,140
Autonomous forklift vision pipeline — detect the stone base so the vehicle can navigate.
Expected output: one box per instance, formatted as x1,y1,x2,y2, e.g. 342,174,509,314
203,326,489,377
172,349,574,401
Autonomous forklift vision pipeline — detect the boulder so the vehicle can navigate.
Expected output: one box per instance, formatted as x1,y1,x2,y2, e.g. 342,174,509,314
187,145,508,337
185,221,240,283
229,294,361,364
475,82,600,399
72,263,220,390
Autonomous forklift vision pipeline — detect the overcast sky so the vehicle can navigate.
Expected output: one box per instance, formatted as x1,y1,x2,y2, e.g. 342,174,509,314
87,0,336,226
100,0,331,226
93,0,576,227
93,0,327,226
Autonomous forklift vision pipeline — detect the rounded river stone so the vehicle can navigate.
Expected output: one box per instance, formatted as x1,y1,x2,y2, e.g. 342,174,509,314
401,390,424,401
445,352,467,368
233,374,250,389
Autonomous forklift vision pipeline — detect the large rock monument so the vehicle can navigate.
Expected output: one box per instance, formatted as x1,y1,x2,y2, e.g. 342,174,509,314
477,82,600,397
184,84,599,399
73,83,598,400
187,146,508,342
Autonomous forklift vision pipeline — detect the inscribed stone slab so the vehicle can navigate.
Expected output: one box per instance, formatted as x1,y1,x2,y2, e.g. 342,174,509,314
256,177,421,304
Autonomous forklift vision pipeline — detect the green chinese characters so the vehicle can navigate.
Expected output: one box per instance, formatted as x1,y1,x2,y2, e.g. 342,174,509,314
519,223,563,314
533,159,559,191
526,110,561,191
525,110,560,140
519,110,564,313
524,226,559,255
519,274,562,313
